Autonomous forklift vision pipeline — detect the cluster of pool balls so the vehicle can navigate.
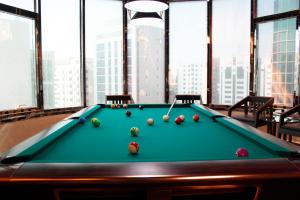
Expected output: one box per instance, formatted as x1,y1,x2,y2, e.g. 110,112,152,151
125,107,201,154
79,104,249,157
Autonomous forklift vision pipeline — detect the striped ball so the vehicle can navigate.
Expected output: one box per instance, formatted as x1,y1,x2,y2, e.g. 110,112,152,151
130,127,139,137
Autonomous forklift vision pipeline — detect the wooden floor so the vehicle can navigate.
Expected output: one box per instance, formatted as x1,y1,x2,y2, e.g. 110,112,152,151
0,114,70,154
0,110,298,155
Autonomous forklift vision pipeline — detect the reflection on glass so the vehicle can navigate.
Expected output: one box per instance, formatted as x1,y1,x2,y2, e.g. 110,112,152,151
0,12,36,110
128,12,165,103
42,0,81,109
256,18,298,106
86,0,123,105
212,0,250,105
169,2,207,104
257,0,299,17
0,0,34,11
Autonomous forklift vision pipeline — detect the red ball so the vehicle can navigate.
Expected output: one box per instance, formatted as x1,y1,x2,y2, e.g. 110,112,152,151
129,142,139,154
175,117,182,125
236,148,249,157
193,114,200,122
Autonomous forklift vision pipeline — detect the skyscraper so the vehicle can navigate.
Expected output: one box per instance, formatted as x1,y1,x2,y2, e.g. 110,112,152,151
128,24,165,103
94,28,123,103
270,0,298,106
212,56,249,105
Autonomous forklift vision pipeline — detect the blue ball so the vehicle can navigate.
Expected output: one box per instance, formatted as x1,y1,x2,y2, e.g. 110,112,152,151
79,117,86,124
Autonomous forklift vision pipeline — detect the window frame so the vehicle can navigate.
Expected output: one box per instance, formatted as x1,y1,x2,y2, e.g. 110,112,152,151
252,0,300,107
0,1,42,110
1,0,299,116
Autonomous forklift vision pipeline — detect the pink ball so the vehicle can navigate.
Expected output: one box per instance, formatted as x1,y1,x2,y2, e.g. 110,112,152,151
235,148,249,157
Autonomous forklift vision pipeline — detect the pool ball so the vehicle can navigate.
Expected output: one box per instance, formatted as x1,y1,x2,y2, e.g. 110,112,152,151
130,127,139,136
139,105,144,110
91,117,97,123
128,142,139,154
179,115,185,122
175,117,182,125
111,104,116,109
123,104,128,109
126,110,132,117
235,147,249,157
92,118,101,127
193,114,200,122
162,115,169,122
116,104,120,108
79,117,86,124
147,118,154,126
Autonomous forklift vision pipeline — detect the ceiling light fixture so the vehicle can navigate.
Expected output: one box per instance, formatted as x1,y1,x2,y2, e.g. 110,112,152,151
130,12,164,28
125,0,168,12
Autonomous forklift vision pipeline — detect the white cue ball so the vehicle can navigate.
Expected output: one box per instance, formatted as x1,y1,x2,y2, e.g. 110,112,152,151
162,115,169,122
147,118,154,125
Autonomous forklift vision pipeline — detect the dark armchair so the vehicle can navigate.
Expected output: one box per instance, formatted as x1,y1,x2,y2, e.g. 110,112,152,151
278,104,300,141
175,94,203,104
228,96,274,133
105,95,134,104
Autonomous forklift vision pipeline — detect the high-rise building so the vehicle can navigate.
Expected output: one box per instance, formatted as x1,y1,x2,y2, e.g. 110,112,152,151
177,63,205,99
94,28,123,103
212,57,249,105
43,51,55,108
128,25,165,103
258,0,298,106
270,0,298,106
0,18,36,110
52,58,81,108
212,58,220,104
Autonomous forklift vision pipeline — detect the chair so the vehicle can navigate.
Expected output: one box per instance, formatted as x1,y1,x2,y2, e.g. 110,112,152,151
278,105,300,142
228,96,274,133
175,94,203,104
105,95,134,104
293,91,299,107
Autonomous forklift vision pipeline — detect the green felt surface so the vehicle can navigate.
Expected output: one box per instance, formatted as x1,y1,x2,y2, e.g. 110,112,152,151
25,104,288,163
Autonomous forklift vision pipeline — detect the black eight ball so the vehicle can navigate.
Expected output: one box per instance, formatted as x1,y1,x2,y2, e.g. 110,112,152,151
126,110,132,117
139,105,144,110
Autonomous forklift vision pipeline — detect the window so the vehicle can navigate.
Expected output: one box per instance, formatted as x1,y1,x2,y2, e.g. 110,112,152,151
256,18,298,106
257,0,299,17
42,0,81,108
0,12,37,110
0,0,35,11
86,0,123,104
169,1,207,103
128,11,165,103
212,0,250,105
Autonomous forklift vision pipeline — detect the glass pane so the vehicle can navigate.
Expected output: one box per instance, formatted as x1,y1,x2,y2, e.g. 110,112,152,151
42,0,81,109
212,0,251,105
257,0,299,17
0,12,37,110
127,12,165,103
86,0,123,105
169,1,207,104
256,18,299,106
0,0,35,12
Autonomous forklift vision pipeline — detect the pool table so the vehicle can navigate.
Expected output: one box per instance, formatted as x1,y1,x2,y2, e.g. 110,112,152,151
1,104,300,200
